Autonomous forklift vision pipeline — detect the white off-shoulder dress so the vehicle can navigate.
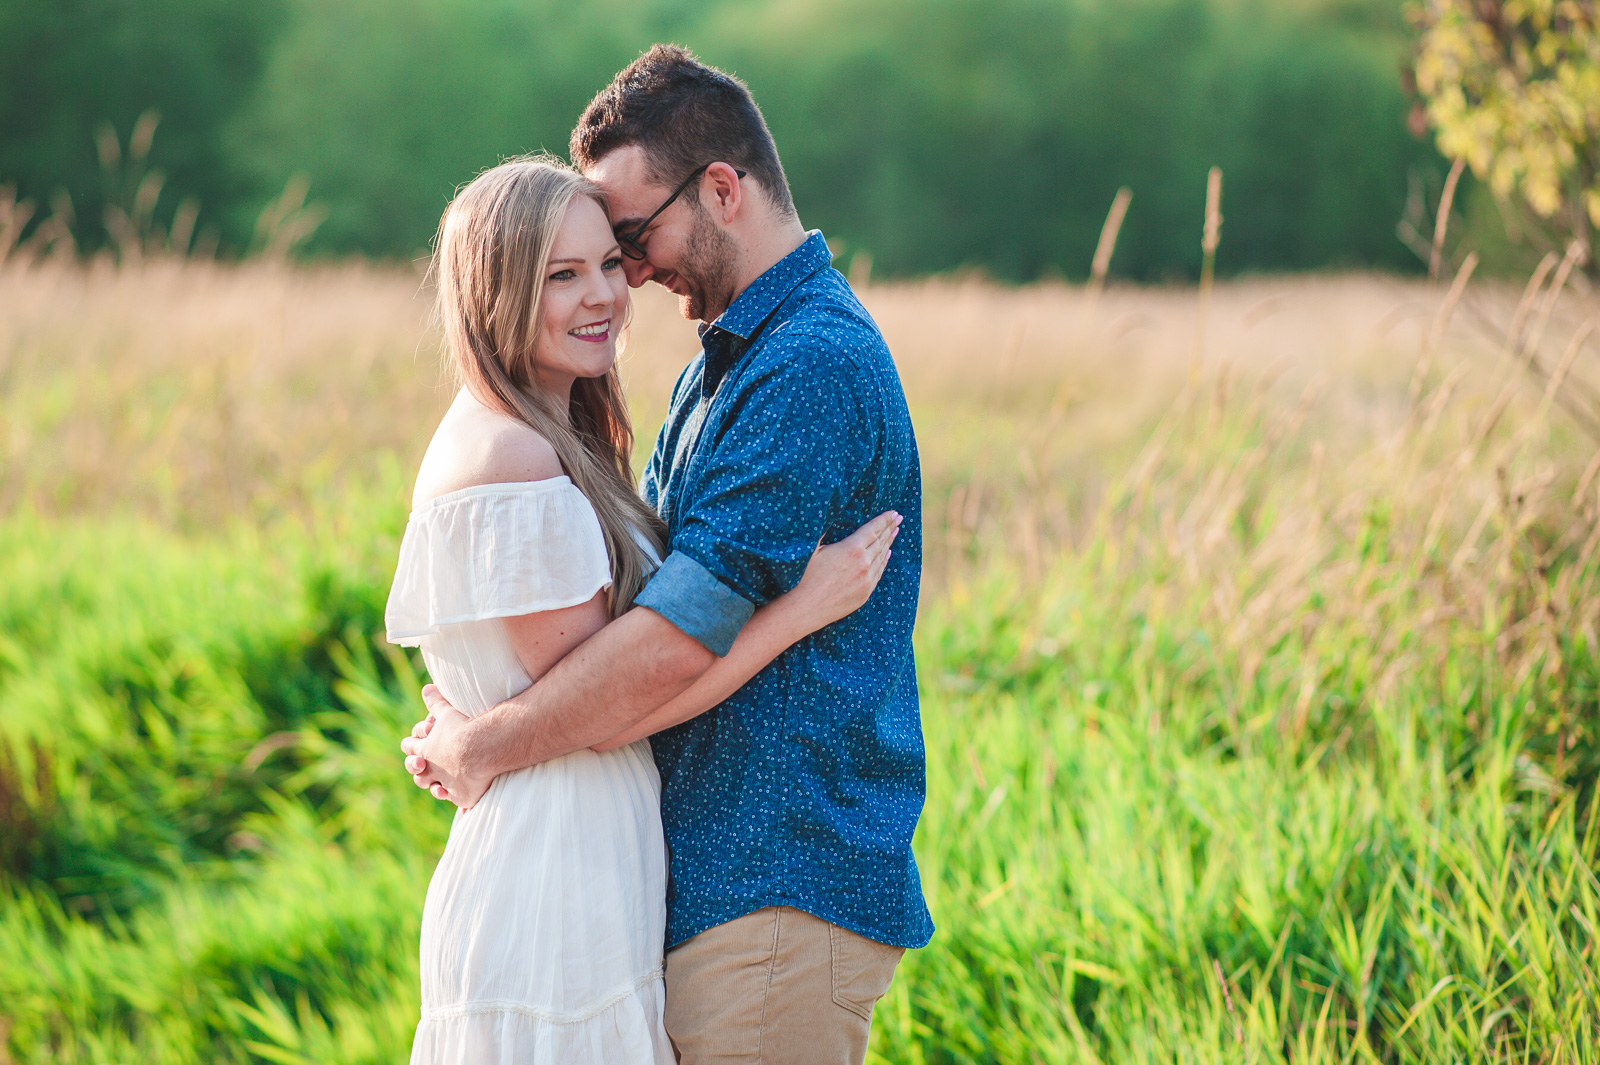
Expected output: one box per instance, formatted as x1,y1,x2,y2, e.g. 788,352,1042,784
385,477,673,1064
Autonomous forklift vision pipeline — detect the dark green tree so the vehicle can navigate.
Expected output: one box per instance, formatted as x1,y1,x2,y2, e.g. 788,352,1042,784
0,0,287,252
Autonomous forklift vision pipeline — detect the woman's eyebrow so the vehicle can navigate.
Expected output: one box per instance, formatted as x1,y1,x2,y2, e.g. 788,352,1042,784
548,243,620,266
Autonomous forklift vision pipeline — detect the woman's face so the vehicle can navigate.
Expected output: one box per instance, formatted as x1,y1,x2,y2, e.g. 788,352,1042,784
532,195,629,399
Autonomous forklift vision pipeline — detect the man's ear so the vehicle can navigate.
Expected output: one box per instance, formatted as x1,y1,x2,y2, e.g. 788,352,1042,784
703,162,744,223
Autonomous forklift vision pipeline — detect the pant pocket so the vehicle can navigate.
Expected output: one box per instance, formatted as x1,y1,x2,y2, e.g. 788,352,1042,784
828,922,904,1022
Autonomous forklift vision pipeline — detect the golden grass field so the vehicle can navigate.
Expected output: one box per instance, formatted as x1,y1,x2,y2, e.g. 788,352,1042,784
7,252,1589,555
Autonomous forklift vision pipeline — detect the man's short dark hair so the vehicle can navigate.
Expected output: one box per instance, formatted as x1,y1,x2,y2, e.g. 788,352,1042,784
570,44,796,217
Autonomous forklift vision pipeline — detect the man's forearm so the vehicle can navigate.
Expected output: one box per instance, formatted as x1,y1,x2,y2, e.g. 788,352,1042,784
459,607,715,779
593,597,806,750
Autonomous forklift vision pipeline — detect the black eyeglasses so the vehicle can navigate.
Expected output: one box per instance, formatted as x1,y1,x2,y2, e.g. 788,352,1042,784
616,163,747,261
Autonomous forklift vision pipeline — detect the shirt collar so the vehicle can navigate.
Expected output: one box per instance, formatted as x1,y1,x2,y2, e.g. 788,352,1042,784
696,231,831,392
711,230,832,342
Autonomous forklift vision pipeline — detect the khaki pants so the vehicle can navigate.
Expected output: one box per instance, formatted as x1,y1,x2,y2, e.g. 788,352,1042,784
663,906,904,1065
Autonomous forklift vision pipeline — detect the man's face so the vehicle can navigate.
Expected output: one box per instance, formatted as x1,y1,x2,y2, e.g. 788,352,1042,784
588,145,738,323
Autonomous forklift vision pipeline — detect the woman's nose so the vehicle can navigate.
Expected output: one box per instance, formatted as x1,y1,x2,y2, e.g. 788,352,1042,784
582,272,615,307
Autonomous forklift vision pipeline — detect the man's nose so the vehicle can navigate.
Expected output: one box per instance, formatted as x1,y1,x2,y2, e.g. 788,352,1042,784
622,257,654,288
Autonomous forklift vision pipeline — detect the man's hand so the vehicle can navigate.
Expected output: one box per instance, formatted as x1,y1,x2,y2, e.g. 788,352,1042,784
400,685,493,809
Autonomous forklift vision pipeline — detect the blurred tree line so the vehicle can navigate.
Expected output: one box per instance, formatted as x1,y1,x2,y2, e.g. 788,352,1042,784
1,0,1450,279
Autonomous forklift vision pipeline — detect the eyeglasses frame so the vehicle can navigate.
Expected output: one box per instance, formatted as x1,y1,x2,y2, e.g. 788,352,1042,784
616,163,748,261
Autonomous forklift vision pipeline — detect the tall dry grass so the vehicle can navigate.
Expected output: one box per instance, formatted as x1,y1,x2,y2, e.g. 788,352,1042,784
7,244,1589,533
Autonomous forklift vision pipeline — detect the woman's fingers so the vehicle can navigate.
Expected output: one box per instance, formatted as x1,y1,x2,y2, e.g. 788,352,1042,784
861,521,899,573
819,510,902,562
794,511,906,622
841,510,900,551
869,546,893,585
876,513,904,555
842,512,901,575
867,524,896,560
845,513,900,595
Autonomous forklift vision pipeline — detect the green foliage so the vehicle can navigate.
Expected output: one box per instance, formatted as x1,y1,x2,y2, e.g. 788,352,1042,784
0,495,407,916
720,0,1433,280
2,0,1437,276
896,558,1600,1058
1412,0,1600,258
0,0,289,254
222,0,659,256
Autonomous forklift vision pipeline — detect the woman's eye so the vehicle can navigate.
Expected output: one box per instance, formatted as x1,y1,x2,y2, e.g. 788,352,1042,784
549,268,576,282
602,257,623,271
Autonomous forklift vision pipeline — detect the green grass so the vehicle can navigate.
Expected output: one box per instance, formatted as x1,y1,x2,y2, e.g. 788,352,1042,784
896,560,1600,1060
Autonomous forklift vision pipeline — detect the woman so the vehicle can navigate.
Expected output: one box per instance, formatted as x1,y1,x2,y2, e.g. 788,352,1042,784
383,155,898,1062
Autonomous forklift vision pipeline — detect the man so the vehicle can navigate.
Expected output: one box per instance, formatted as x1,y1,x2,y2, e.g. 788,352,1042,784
401,44,932,1063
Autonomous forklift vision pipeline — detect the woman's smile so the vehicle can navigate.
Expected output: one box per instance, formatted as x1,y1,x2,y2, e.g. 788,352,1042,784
568,320,611,342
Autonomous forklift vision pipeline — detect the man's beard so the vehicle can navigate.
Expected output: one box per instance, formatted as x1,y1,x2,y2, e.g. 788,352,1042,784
676,204,738,323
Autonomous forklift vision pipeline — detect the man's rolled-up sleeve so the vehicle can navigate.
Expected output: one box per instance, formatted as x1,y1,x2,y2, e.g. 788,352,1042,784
634,550,756,657
635,335,872,656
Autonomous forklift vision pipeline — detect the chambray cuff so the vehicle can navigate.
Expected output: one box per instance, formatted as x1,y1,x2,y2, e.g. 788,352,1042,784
635,550,756,657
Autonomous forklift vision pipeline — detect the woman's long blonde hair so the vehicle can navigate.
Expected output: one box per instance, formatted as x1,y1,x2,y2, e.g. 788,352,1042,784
432,153,666,616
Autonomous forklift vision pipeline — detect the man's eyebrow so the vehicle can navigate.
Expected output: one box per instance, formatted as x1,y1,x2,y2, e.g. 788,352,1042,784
610,217,647,232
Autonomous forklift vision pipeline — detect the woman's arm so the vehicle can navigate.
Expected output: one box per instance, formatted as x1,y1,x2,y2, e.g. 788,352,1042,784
404,511,899,803
592,510,901,750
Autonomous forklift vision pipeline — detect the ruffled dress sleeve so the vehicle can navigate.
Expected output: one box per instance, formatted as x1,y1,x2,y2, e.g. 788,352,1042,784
385,477,613,646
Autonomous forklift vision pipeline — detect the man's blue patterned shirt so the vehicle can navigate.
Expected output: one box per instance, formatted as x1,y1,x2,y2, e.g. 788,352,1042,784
634,231,934,951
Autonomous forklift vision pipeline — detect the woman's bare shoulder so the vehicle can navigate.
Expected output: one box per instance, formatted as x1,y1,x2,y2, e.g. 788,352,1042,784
411,391,564,508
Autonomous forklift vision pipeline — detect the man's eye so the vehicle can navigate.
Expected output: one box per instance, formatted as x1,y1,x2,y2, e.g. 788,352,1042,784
549,268,576,282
